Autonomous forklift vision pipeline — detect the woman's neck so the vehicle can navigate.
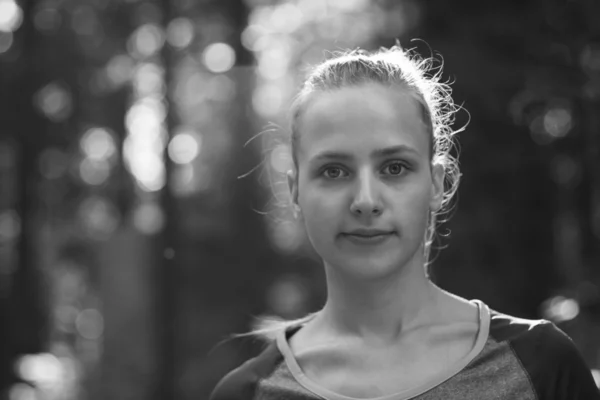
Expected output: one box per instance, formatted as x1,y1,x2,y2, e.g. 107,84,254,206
318,259,444,346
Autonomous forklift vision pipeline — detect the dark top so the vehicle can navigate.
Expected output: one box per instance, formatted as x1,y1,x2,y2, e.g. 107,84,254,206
210,300,600,400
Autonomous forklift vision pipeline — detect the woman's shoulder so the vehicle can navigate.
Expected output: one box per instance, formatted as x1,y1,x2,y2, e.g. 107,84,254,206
486,308,600,399
209,316,318,400
487,308,581,362
487,308,572,349
208,340,283,400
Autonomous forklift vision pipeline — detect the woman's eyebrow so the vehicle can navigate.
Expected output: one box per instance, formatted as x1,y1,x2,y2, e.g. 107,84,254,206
372,145,420,157
311,151,353,162
311,145,419,162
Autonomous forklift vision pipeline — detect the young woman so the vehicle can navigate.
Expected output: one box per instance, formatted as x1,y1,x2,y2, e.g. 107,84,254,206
210,45,600,400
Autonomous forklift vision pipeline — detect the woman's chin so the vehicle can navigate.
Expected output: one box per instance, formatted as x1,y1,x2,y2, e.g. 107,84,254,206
322,242,425,280
329,253,409,280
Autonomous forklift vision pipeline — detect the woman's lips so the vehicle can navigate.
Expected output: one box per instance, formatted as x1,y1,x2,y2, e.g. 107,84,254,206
342,232,395,245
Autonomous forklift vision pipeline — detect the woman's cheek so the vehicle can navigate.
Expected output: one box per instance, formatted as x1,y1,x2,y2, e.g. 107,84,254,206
393,184,430,227
408,188,434,233
302,192,339,236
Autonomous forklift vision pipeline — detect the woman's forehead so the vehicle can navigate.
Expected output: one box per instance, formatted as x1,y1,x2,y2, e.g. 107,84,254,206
297,84,429,160
307,83,414,112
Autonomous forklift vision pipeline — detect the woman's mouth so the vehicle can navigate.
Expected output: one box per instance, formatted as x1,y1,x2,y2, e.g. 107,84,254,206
341,232,395,245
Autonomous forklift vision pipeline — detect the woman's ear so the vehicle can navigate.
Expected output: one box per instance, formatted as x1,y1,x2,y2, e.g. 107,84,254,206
287,169,301,218
429,163,444,212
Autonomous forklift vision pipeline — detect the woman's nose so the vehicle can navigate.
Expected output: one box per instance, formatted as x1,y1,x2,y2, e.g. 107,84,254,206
350,172,382,216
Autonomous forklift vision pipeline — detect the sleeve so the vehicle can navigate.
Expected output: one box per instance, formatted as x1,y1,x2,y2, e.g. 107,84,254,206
208,359,259,400
209,341,283,400
511,321,600,400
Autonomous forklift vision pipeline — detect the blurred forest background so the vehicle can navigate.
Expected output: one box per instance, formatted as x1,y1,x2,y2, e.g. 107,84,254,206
1,0,600,399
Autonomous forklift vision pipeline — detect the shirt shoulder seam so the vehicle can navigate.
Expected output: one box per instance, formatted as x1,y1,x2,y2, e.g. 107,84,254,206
507,340,540,400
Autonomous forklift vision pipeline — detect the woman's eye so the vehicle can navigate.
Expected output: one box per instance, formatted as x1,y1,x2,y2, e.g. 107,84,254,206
383,162,406,175
323,167,346,179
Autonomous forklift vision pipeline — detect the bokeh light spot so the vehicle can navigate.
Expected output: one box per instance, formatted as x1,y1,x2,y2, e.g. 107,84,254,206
250,33,272,53
128,23,164,58
75,309,104,340
173,70,207,107
34,82,73,122
125,96,166,134
168,132,200,164
241,24,267,51
258,48,289,80
79,196,120,239
541,296,580,323
33,5,62,32
269,219,303,254
55,305,78,333
270,4,303,33
15,353,63,390
133,63,165,96
543,107,572,138
266,275,308,317
202,42,236,73
123,145,165,192
79,158,111,186
133,201,164,234
80,127,116,161
166,17,194,49
124,95,167,192
0,0,23,33
106,54,134,87
252,84,283,117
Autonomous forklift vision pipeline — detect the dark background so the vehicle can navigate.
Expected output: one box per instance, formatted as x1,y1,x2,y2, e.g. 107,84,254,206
1,0,599,399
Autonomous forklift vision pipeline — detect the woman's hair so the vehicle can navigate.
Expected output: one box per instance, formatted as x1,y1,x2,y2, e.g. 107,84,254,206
236,43,465,343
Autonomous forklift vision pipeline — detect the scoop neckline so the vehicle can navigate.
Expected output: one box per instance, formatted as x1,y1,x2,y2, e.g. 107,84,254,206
276,299,491,400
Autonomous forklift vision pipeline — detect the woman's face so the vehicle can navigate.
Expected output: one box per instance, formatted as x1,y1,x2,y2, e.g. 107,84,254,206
289,83,444,280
